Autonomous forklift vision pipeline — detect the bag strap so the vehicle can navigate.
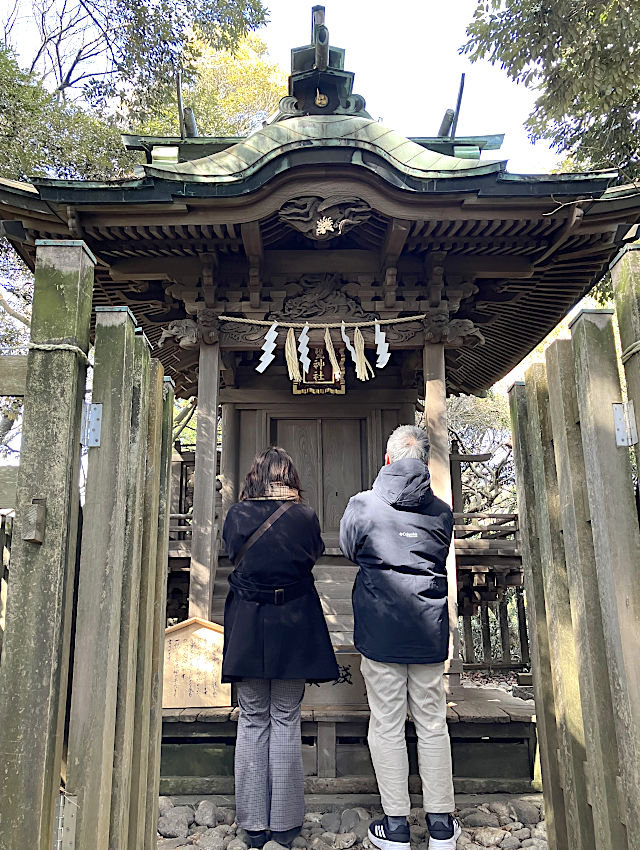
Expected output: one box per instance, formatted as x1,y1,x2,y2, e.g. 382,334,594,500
233,501,295,568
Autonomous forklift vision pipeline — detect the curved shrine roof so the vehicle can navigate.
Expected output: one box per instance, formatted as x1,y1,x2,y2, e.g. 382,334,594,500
143,115,507,184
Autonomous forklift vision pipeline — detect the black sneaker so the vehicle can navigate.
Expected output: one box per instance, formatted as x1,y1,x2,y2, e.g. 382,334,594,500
426,814,461,850
246,829,269,848
368,816,410,850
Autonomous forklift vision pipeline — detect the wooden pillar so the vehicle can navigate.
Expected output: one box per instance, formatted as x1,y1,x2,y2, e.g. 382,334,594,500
509,381,568,850
128,361,165,849
498,594,511,663
524,362,595,850
423,342,462,685
450,439,464,514
571,309,640,842
220,402,239,523
515,587,530,666
462,614,474,663
109,330,152,850
189,339,220,619
479,601,491,664
0,240,93,850
546,338,628,850
144,376,174,850
65,306,136,850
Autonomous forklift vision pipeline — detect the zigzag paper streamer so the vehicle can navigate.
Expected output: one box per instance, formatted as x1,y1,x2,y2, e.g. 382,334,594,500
255,322,278,373
374,321,390,368
297,323,311,375
341,321,356,360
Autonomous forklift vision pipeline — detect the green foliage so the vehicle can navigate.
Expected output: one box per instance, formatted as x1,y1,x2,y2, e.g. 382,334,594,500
137,35,287,136
459,590,526,664
0,46,137,182
462,1,640,181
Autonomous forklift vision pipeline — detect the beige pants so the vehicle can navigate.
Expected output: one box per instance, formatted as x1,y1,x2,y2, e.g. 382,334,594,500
360,656,455,815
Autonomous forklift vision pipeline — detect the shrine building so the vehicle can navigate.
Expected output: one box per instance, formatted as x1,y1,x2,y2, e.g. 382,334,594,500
2,5,640,689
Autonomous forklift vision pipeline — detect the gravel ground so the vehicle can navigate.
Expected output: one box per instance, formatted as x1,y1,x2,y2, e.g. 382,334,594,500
157,795,547,850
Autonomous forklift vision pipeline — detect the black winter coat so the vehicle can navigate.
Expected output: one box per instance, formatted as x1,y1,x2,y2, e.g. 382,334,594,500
339,458,454,664
221,499,339,683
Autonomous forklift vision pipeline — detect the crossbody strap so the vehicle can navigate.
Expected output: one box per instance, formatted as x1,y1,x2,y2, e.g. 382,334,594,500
233,501,295,568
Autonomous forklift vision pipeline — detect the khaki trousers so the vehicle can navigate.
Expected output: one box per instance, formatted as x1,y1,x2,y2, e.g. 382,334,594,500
360,656,455,815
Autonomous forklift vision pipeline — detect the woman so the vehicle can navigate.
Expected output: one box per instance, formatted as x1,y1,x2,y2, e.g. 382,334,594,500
222,447,339,849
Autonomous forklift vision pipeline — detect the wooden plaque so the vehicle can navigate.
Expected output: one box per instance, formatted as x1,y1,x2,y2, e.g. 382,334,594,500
302,651,368,707
163,617,231,708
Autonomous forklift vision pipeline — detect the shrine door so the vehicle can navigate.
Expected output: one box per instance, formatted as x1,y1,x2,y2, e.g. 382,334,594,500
272,417,367,547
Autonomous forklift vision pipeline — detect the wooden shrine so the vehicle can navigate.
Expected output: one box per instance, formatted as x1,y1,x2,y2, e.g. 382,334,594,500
2,4,640,802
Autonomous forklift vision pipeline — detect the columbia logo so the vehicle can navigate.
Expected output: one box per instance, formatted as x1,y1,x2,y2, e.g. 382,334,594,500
399,531,418,538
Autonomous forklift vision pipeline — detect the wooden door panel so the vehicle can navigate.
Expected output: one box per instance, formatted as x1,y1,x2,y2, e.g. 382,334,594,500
275,419,320,515
322,419,363,535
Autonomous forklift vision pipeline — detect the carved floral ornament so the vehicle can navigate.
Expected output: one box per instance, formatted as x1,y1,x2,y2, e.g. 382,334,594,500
279,195,371,241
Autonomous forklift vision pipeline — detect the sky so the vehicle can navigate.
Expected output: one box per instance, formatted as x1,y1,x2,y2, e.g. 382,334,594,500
259,0,560,175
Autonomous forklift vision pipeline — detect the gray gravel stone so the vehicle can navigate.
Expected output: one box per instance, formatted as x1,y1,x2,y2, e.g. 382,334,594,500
507,802,540,826
198,828,227,850
473,827,508,847
340,808,370,835
170,805,195,824
158,812,190,839
227,838,248,850
500,837,521,850
158,796,174,817
513,829,530,840
305,813,324,824
462,812,501,828
409,808,427,828
321,813,342,833
323,831,356,849
531,823,546,839
158,839,191,850
308,837,332,850
487,802,510,819
292,837,308,848
412,825,427,841
196,801,218,827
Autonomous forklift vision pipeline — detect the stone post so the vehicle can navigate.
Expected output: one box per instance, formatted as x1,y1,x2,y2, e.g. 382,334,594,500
0,240,94,850
423,342,462,687
611,245,640,432
65,306,136,850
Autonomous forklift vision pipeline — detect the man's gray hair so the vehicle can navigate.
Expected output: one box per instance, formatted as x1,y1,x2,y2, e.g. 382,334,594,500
386,424,430,463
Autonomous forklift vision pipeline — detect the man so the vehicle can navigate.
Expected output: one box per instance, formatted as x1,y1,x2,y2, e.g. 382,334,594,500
339,425,460,850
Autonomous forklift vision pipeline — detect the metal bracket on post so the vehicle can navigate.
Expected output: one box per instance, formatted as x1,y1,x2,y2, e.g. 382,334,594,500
80,402,102,447
612,401,638,446
61,795,77,850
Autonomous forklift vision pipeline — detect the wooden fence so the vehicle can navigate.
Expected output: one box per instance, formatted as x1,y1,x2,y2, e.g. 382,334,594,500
0,241,174,850
509,255,640,850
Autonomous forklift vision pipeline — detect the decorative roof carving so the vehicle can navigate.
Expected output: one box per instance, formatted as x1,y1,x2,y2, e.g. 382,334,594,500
268,274,370,321
279,196,371,241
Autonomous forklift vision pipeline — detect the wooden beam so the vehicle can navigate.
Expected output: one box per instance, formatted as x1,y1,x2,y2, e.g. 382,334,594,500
509,381,568,850
66,307,137,850
0,354,27,396
0,240,93,850
571,309,640,840
189,340,220,619
220,403,239,524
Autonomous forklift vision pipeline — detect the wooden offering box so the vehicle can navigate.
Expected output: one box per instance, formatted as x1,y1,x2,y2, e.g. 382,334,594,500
163,617,231,708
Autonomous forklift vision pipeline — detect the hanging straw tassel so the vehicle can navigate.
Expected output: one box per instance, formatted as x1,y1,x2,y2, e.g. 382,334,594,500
353,326,375,381
285,327,302,382
324,327,342,381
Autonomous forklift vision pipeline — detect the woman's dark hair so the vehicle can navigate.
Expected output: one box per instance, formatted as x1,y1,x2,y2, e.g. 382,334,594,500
239,446,303,500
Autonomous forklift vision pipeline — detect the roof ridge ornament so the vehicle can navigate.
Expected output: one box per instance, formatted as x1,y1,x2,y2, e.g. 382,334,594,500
269,5,370,122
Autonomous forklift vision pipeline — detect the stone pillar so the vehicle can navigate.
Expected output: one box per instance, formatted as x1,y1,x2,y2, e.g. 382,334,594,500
189,338,220,619
0,240,94,850
611,245,640,432
423,342,462,688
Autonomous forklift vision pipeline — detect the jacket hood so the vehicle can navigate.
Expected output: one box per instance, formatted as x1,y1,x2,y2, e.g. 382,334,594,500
372,458,434,508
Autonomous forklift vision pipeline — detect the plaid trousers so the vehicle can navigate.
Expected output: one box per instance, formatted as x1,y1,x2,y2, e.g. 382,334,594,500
235,678,306,831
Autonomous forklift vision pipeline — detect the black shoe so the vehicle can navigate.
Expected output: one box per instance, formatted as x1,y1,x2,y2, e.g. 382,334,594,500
270,826,302,847
246,829,269,848
368,816,410,850
426,814,461,850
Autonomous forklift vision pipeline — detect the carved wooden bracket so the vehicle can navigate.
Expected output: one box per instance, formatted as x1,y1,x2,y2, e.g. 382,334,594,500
279,195,371,241
241,222,263,309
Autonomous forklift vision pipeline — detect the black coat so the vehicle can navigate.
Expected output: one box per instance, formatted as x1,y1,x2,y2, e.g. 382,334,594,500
221,499,339,683
339,458,454,664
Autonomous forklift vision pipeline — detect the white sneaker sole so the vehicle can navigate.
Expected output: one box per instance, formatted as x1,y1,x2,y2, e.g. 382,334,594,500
427,821,462,849
367,829,410,850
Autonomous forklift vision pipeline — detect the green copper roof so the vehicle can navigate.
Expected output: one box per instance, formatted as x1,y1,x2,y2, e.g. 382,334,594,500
143,115,506,183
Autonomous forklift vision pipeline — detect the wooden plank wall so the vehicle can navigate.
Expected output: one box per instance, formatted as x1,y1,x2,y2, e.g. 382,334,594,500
509,307,640,850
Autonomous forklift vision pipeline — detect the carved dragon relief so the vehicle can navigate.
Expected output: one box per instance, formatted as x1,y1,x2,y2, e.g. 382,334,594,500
279,196,371,241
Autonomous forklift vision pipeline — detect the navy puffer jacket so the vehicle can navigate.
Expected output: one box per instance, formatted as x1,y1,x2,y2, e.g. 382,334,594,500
339,458,453,664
